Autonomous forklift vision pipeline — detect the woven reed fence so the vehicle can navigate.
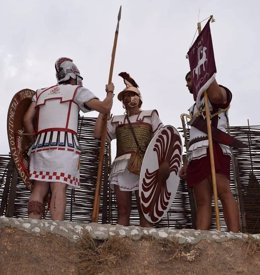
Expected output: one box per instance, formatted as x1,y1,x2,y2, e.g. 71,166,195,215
0,117,259,233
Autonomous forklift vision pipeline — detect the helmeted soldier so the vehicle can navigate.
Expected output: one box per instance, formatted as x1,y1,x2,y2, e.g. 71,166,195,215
94,72,163,227
24,57,114,221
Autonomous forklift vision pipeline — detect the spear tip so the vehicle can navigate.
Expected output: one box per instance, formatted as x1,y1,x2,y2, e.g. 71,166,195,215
118,5,122,21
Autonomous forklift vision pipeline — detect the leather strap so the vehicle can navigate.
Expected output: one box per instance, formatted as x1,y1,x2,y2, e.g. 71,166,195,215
191,116,247,148
125,115,144,154
188,136,208,148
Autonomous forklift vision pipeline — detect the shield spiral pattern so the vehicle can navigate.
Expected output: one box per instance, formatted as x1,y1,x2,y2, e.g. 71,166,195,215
139,125,182,223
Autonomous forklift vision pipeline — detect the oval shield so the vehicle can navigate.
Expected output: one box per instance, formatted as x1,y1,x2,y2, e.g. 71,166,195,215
139,125,182,224
7,89,35,190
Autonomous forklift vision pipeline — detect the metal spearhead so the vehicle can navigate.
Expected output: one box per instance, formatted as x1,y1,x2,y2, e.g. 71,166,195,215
116,6,122,32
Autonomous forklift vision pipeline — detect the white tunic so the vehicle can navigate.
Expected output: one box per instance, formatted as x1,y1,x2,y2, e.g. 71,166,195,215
187,92,232,162
29,84,97,188
107,110,163,191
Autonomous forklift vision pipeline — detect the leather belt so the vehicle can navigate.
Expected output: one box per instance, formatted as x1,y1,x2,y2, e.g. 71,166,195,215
190,116,247,148
188,136,208,148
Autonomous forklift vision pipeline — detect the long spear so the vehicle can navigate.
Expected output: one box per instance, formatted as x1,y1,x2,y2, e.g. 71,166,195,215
197,18,220,231
92,6,122,222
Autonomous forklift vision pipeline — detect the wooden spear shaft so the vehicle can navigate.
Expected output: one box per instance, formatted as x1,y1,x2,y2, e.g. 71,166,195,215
92,6,122,222
197,21,220,231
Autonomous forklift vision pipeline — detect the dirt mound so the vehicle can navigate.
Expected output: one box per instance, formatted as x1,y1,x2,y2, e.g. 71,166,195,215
0,227,259,275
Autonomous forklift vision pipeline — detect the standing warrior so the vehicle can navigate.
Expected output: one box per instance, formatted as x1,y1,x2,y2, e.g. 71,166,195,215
94,72,163,226
179,71,240,232
23,57,114,221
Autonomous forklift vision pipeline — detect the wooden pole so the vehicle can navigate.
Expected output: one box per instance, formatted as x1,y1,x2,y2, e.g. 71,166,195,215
92,6,122,222
180,113,197,228
197,20,220,230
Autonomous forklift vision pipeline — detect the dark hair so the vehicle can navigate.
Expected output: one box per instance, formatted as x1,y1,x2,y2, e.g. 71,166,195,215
185,71,191,80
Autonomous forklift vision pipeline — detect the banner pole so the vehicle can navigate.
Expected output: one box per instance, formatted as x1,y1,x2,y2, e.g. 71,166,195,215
197,20,220,231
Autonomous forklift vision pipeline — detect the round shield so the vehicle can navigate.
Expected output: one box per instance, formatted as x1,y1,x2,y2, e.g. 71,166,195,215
139,125,182,224
7,89,35,190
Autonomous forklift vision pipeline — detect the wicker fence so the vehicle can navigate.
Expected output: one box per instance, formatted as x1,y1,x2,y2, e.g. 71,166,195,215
0,117,259,233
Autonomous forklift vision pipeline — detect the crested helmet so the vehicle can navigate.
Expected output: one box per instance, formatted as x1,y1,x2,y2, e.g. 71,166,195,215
117,72,142,106
55,57,83,85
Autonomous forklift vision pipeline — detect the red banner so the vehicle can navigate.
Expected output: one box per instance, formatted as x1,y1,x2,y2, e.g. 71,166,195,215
187,18,216,100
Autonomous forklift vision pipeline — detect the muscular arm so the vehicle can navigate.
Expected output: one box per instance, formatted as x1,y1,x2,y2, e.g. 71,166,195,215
85,93,113,114
84,83,114,114
94,113,105,139
206,79,227,105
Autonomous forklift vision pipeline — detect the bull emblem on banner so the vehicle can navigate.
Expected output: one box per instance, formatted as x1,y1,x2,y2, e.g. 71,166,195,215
193,46,207,79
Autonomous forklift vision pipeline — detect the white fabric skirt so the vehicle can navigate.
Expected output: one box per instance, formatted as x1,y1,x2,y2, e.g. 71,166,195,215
29,131,81,188
109,154,139,191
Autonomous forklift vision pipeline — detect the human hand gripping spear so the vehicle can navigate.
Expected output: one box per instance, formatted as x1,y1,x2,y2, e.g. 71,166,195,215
92,6,122,222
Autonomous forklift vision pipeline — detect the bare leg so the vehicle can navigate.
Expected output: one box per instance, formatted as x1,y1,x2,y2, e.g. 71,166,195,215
28,181,49,219
114,185,132,226
135,190,152,227
50,182,67,221
217,174,240,232
193,178,212,230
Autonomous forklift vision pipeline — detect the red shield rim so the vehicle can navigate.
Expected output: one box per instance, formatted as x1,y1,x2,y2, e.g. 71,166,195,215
7,89,35,190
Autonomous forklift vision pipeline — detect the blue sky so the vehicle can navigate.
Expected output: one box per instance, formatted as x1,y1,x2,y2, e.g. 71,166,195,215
1,0,259,154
